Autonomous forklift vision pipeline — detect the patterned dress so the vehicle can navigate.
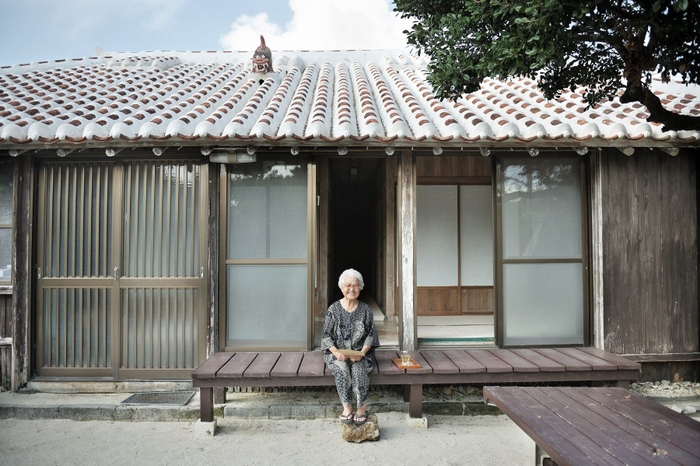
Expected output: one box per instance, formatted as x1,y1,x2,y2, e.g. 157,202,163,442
321,300,380,407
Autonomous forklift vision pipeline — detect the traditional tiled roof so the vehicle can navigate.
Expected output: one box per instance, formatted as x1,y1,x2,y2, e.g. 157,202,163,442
1,49,699,150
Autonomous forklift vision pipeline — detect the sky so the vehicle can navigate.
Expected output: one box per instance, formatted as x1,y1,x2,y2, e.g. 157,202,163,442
0,0,413,67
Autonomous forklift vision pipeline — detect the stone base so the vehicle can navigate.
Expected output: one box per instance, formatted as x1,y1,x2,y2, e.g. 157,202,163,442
341,413,380,442
406,414,428,429
194,419,217,437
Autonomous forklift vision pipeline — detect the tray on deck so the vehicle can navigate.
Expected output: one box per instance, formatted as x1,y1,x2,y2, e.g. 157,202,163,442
392,358,422,370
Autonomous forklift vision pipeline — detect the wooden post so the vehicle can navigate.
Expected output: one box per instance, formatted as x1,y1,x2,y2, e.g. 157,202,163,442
318,157,330,318
11,155,32,391
207,163,220,358
384,157,397,320
408,384,423,418
200,387,214,422
590,149,605,350
399,150,416,351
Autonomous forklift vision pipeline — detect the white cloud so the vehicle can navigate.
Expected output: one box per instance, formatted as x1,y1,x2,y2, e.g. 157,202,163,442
219,0,412,51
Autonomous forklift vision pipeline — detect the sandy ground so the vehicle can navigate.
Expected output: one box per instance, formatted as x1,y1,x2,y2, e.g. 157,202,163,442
0,413,534,466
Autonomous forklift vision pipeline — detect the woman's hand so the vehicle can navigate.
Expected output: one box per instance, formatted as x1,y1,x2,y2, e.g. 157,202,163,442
331,349,347,362
349,355,363,362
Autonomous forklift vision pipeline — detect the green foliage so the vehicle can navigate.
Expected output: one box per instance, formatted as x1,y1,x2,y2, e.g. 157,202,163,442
394,0,700,129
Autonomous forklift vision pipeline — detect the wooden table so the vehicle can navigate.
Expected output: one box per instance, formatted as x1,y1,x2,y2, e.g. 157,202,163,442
483,386,700,466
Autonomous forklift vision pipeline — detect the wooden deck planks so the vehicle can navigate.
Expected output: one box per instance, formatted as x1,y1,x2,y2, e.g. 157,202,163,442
190,351,234,378
468,349,513,373
580,387,700,460
297,351,326,377
512,349,566,372
405,351,434,374
580,347,641,370
484,386,700,466
374,350,400,373
531,387,656,466
193,348,640,387
484,386,621,465
374,350,402,375
442,350,486,373
419,350,459,374
532,348,591,371
270,352,303,377
244,352,281,378
557,347,617,370
489,349,539,372
218,352,257,377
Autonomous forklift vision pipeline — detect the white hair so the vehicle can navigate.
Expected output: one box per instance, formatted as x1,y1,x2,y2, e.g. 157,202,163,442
338,268,364,290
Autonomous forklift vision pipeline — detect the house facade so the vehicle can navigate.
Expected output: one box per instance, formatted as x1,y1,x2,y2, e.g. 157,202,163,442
0,46,698,390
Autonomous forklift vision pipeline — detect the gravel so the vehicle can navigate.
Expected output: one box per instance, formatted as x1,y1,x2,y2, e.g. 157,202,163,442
630,381,700,399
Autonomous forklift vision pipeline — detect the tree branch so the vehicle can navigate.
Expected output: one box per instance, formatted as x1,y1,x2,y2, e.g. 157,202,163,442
621,85,700,131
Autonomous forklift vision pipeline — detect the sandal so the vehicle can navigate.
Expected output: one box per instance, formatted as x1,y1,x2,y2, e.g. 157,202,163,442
353,413,368,426
340,412,354,424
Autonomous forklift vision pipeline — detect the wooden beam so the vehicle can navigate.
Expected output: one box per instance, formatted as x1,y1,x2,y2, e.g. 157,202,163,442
621,352,700,362
399,150,416,350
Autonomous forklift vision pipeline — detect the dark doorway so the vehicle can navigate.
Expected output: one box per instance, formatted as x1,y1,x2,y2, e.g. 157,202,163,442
329,158,380,301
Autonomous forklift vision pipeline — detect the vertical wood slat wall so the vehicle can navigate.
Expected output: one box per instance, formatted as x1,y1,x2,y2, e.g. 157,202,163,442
0,295,12,388
40,162,113,369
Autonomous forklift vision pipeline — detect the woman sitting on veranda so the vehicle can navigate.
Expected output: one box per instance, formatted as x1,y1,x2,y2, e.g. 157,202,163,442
321,268,380,425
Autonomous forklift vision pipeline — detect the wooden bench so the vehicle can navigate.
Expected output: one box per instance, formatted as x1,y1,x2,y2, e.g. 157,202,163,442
191,347,641,423
483,386,700,466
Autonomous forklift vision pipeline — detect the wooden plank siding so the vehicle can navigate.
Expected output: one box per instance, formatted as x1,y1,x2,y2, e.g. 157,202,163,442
416,155,491,183
0,294,11,390
601,148,699,356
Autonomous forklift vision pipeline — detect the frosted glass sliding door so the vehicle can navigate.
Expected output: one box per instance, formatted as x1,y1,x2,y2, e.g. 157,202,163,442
226,159,310,350
499,157,586,346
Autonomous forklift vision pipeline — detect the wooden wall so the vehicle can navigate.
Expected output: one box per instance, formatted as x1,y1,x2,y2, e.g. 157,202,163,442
416,154,491,182
601,148,699,356
417,286,494,316
0,294,11,390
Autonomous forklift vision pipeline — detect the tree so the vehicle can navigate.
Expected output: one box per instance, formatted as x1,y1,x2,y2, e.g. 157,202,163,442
394,0,700,131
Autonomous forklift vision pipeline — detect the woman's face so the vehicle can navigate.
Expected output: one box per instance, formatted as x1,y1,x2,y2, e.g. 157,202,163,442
341,277,361,301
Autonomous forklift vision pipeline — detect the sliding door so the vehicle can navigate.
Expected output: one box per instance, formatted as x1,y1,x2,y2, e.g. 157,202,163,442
222,157,315,350
36,158,207,379
497,156,588,346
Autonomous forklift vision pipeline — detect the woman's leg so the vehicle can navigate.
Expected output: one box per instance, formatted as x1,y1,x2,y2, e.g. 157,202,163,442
328,359,354,415
350,359,372,420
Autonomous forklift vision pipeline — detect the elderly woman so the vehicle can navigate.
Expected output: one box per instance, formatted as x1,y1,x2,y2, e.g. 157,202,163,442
321,268,380,425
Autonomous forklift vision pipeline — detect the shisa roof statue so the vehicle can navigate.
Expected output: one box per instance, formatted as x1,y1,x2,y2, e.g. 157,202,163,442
252,35,273,74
